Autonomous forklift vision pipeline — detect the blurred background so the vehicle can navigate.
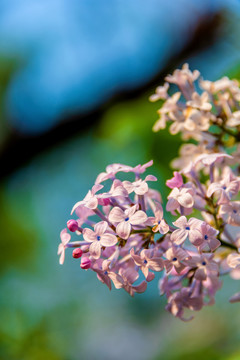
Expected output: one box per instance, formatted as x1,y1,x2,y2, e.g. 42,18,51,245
1,1,240,359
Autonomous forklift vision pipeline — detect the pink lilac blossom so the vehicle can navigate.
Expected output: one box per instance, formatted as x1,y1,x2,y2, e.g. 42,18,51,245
59,65,240,320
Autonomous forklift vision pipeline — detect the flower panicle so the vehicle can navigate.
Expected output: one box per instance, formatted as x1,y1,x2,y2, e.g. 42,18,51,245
59,65,240,320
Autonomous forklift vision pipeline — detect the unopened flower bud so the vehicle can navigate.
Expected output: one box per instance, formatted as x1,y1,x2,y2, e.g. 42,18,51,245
72,248,83,258
81,257,91,269
67,219,79,232
98,198,111,206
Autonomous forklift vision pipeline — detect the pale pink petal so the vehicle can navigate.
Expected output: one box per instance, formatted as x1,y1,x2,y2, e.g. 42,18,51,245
178,192,194,208
133,281,147,293
159,220,169,234
195,267,207,281
108,273,124,289
85,196,98,209
109,207,125,223
95,172,109,184
148,258,164,272
176,247,189,261
94,221,108,235
141,249,153,260
100,233,118,247
208,238,221,251
89,241,101,259
83,228,96,242
122,268,139,284
172,216,187,228
111,182,129,197
96,272,112,290
189,229,203,246
146,272,155,282
133,160,153,174
57,243,63,256
175,263,186,274
141,266,149,278
166,198,178,211
154,202,163,218
227,253,240,268
116,221,131,239
71,201,83,215
92,184,104,195
164,259,173,273
218,191,230,204
171,228,188,245
126,204,138,218
207,183,222,197
227,181,239,195
60,229,71,245
145,175,157,182
58,244,65,265
130,210,148,225
122,181,134,194
134,181,148,195
130,248,143,266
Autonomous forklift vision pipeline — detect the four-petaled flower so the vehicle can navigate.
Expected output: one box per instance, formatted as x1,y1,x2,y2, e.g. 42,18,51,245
166,187,194,214
171,216,203,246
148,202,169,234
83,221,117,259
164,246,189,274
109,205,147,239
130,248,164,281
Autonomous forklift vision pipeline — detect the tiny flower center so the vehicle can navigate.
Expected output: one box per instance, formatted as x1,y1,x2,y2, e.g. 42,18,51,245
202,261,206,266
104,271,108,275
233,209,237,214
172,257,177,262
143,259,148,264
223,186,227,190
204,235,208,240
185,226,190,230
97,236,101,241
125,217,129,222
158,221,161,224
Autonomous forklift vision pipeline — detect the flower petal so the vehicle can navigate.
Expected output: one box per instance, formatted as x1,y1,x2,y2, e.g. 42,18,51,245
172,216,187,228
109,207,125,223
195,267,207,281
133,281,147,294
94,221,108,236
89,241,101,259
171,228,188,245
60,229,71,245
100,233,118,247
130,210,148,225
83,228,96,242
178,193,194,208
148,258,164,272
116,221,131,239
122,181,134,194
130,248,143,266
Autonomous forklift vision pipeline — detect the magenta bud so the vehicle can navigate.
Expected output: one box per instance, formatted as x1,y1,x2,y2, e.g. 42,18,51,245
98,198,111,206
72,248,83,259
81,257,91,269
67,219,79,232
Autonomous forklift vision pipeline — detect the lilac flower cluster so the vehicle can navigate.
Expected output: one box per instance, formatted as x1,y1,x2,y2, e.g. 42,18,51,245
59,64,240,320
